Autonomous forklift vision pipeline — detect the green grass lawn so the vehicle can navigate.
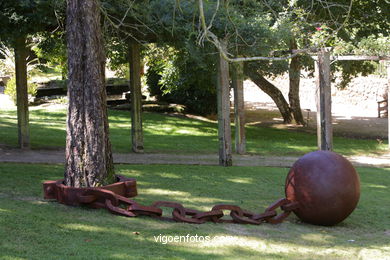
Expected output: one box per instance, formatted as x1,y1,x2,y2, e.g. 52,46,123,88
0,107,387,156
0,163,389,259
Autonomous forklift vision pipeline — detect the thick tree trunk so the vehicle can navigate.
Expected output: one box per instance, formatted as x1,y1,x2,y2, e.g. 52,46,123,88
14,35,30,149
65,0,115,187
244,65,293,123
288,39,306,125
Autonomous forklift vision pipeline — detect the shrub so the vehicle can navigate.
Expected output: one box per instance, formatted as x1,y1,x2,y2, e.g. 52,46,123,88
4,77,38,104
145,45,217,116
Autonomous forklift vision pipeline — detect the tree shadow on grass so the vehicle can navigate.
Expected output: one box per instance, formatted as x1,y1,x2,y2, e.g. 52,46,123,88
1,163,389,259
0,108,386,156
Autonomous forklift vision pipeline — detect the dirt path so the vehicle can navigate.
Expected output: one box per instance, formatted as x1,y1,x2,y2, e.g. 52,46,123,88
1,148,389,168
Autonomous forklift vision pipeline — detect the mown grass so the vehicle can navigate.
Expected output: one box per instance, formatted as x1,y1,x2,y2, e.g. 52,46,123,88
0,107,387,156
0,163,389,259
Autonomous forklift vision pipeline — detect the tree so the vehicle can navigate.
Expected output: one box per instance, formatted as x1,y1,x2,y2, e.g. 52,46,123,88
296,0,389,87
0,0,59,148
65,0,115,187
34,32,68,80
145,44,218,116
99,0,389,125
196,0,389,124
100,0,294,118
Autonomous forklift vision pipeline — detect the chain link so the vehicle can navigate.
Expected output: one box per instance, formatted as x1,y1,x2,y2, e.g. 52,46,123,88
98,191,298,225
45,179,299,225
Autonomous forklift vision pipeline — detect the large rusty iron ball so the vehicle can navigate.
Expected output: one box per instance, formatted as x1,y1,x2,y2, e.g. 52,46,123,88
285,151,360,226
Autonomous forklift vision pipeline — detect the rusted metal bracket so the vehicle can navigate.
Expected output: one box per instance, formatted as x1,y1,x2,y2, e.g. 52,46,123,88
43,175,137,207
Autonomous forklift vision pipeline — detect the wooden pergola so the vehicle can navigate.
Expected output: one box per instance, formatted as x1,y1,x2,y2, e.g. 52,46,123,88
313,51,390,151
128,45,389,166
214,50,390,166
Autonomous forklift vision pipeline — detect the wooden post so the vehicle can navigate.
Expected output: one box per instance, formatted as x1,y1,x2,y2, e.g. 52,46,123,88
217,40,232,166
315,49,333,151
129,42,144,153
387,63,390,150
232,61,246,154
14,35,30,149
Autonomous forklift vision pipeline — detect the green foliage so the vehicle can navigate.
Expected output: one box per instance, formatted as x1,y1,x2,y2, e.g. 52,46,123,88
348,0,390,38
33,32,67,79
0,0,60,43
145,45,178,100
100,0,388,108
105,38,131,78
102,0,298,106
356,36,390,56
331,35,390,88
145,44,217,116
4,77,37,104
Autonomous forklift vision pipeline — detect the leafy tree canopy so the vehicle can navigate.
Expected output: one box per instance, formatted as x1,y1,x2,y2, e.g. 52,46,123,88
0,0,60,44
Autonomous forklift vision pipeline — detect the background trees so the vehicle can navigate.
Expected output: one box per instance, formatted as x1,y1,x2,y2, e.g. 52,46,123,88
145,44,218,115
3,1,388,128
1,0,388,183
0,0,59,148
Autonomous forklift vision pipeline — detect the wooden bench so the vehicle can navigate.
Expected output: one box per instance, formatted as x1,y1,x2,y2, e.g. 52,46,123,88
378,99,388,118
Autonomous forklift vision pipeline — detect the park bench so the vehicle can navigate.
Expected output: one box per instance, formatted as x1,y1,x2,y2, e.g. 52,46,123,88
34,82,145,106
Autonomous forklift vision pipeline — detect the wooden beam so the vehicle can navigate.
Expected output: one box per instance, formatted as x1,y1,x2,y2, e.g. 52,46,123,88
232,61,246,154
312,55,390,61
217,40,232,166
129,42,144,153
315,49,333,151
387,63,390,150
14,35,30,149
331,55,390,61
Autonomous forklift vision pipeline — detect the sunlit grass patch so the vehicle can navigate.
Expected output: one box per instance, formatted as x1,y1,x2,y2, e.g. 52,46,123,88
0,163,389,259
0,107,387,156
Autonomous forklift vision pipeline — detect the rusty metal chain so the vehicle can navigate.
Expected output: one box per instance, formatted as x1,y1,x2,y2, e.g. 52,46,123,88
80,189,298,225
43,177,300,225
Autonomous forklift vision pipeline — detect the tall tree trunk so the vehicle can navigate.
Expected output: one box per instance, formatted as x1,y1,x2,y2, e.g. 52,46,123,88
65,0,114,187
14,35,30,149
288,39,306,125
244,65,293,123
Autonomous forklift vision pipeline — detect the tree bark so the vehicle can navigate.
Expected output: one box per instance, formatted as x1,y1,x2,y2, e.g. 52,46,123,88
244,65,293,123
288,39,306,125
14,35,30,149
65,0,115,187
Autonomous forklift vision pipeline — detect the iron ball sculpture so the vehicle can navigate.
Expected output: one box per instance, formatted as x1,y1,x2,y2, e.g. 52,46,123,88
285,150,360,226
